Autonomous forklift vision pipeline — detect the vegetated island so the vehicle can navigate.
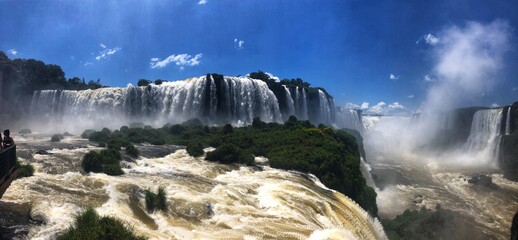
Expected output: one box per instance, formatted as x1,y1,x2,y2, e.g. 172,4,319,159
79,116,378,217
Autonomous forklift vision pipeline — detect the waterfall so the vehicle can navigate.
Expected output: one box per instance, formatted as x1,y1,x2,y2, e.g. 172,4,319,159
288,86,308,120
317,90,333,124
282,86,295,118
31,76,286,128
334,107,364,133
463,108,504,165
505,107,511,135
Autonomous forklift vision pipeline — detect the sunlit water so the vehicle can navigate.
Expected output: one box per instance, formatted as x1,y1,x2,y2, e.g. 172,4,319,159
372,158,518,239
365,110,518,240
1,134,386,240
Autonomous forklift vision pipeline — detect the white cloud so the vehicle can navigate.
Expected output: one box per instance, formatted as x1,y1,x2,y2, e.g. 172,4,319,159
95,45,121,61
389,74,399,80
265,72,279,82
423,75,435,82
407,94,414,99
423,20,510,113
198,0,207,5
345,101,408,115
513,87,518,91
424,33,439,45
345,103,360,109
368,102,387,114
417,33,439,45
491,103,500,108
388,102,405,110
84,62,93,67
234,38,245,50
7,49,17,56
150,53,203,69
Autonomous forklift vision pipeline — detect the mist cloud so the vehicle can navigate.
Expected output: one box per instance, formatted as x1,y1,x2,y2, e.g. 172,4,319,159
423,20,511,113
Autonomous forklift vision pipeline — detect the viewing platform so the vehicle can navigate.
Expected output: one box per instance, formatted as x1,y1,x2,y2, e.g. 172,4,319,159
0,145,17,199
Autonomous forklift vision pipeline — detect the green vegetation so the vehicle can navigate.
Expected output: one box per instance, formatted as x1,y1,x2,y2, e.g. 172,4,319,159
82,117,377,215
137,79,151,87
82,149,124,176
15,160,35,179
0,52,103,95
186,142,204,157
205,143,254,165
125,145,139,158
57,208,146,240
145,187,168,213
51,134,64,142
382,205,455,240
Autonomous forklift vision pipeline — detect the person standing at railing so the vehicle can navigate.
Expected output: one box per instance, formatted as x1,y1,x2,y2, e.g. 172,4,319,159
2,129,14,148
0,132,3,151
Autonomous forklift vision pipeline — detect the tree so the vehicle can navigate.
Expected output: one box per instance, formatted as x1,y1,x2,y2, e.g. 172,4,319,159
154,79,164,85
137,79,151,87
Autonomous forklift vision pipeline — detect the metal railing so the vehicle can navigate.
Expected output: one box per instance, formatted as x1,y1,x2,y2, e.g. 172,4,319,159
0,145,16,182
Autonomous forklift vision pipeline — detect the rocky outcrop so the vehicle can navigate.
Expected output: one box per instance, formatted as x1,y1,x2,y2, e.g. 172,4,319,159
499,102,518,181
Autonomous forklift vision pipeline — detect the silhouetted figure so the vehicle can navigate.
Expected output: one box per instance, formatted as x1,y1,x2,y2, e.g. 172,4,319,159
2,129,14,148
512,210,518,240
0,132,2,151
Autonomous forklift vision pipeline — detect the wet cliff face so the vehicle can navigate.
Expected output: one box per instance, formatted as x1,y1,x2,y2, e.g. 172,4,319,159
500,102,518,181
427,107,488,151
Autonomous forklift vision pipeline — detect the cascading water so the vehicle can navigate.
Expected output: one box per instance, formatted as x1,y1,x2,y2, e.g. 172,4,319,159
317,90,333,124
288,86,309,120
505,107,511,135
463,108,504,166
334,108,364,133
30,76,349,131
2,136,387,240
31,76,284,129
283,86,296,117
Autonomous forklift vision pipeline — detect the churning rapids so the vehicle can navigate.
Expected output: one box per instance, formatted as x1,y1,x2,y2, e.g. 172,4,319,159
0,134,386,240
364,108,518,239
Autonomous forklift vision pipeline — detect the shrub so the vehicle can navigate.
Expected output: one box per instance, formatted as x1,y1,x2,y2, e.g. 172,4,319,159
145,187,167,213
15,161,35,179
205,143,254,165
156,187,167,212
89,131,110,142
181,118,203,128
81,149,123,176
126,144,139,158
222,124,233,134
382,205,455,240
51,134,64,142
252,117,267,129
145,190,156,212
102,164,124,176
57,208,146,240
81,129,96,139
82,151,103,173
186,142,204,157
63,132,73,136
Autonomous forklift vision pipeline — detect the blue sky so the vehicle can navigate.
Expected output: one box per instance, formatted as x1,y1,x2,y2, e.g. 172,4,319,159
1,0,518,114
